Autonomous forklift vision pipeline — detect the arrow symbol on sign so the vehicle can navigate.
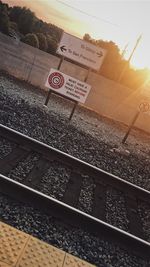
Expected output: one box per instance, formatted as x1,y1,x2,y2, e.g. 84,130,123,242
60,45,67,52
97,51,103,57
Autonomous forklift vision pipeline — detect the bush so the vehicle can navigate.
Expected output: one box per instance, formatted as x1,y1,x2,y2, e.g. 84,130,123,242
10,6,35,35
0,1,9,34
21,33,39,48
46,35,58,54
36,33,48,51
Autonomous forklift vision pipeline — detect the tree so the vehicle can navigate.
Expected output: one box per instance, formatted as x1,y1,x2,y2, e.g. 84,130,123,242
9,21,18,32
32,19,62,43
47,23,62,42
95,39,123,80
21,33,39,48
0,1,9,34
32,18,43,33
46,35,57,54
36,33,48,51
9,6,35,35
83,33,91,42
9,6,24,23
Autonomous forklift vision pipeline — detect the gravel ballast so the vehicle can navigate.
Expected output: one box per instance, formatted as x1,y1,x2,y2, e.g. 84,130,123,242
0,73,150,191
0,193,149,267
0,72,150,266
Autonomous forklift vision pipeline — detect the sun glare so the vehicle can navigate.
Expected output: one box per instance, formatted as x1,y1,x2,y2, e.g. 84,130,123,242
56,0,150,71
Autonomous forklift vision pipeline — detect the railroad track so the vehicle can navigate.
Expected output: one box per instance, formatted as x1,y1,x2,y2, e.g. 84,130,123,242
0,124,150,257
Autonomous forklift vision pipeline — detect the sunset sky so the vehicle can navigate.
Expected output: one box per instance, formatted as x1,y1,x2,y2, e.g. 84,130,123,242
4,0,150,70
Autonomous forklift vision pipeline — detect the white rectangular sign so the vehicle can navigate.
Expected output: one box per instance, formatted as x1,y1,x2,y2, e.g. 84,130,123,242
45,68,91,103
57,32,107,70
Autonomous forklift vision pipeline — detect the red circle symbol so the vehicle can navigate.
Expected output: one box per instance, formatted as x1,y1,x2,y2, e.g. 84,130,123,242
139,102,150,112
48,72,64,89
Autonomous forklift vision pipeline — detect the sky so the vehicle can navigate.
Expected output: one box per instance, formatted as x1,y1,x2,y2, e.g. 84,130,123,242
4,0,150,70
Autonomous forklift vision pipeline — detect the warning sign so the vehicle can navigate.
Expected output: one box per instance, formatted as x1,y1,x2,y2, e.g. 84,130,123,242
45,68,91,103
48,72,65,89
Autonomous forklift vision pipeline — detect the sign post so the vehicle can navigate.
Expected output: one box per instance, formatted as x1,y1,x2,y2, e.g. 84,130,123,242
68,67,92,120
122,110,140,144
44,89,52,106
57,56,64,70
69,101,78,120
122,102,150,143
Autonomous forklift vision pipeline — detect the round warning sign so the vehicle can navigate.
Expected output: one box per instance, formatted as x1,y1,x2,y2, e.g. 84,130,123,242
139,102,150,113
48,72,64,89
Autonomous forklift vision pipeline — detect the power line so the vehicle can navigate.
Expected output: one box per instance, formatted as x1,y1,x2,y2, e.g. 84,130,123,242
55,0,119,27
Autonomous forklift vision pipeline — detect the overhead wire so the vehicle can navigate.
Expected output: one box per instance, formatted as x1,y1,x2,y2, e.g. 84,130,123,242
55,0,141,59
55,0,119,27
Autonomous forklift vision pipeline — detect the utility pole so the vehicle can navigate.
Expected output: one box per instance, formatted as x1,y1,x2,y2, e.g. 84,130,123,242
121,43,129,58
117,34,142,82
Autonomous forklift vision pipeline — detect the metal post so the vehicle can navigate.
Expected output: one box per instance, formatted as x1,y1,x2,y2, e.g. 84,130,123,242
44,90,52,106
69,102,78,120
84,68,91,82
122,110,140,144
44,56,64,106
58,56,64,70
68,68,91,120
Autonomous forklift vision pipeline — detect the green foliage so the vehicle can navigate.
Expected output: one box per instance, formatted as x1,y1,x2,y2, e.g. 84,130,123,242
0,1,61,53
21,33,39,48
46,35,57,54
36,33,48,51
9,21,18,32
32,18,62,42
47,23,62,42
32,19,62,43
9,6,35,34
83,33,91,42
9,6,24,23
0,1,9,34
32,18,43,33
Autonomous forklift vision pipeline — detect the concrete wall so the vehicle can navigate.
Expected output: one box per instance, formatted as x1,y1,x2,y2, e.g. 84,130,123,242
0,32,150,133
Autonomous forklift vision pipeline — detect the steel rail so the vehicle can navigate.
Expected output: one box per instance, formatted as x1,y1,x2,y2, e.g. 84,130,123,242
0,174,150,258
0,124,150,203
